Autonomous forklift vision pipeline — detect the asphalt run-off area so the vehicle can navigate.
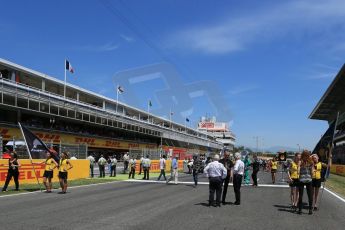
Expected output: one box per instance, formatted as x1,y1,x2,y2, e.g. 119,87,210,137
0,171,344,230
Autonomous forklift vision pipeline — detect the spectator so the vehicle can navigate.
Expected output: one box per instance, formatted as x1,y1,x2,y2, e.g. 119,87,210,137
157,155,167,181
167,156,179,185
192,154,202,188
110,155,117,177
204,154,227,207
298,150,314,215
123,153,129,173
128,157,136,179
1,152,21,192
87,154,95,178
142,155,151,180
233,152,244,205
219,151,234,204
98,155,107,178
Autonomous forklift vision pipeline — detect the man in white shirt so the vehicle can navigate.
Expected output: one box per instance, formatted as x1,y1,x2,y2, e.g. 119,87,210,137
87,154,95,178
233,152,244,205
128,157,136,179
123,153,129,173
157,155,167,181
142,155,151,180
110,156,117,177
204,154,227,207
98,155,107,178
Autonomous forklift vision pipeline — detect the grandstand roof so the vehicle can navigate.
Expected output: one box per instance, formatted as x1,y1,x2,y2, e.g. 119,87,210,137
309,63,345,122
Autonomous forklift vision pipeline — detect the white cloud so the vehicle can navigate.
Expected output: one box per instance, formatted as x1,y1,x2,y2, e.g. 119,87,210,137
304,73,335,80
120,34,135,42
228,85,260,95
81,42,119,52
170,0,345,54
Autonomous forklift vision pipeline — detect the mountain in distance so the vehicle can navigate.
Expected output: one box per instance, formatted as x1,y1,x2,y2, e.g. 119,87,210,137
236,145,299,153
265,146,299,153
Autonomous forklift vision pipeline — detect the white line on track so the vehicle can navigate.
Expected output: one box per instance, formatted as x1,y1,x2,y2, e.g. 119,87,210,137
126,179,345,202
324,188,345,203
1,179,344,204
0,180,121,198
126,179,290,188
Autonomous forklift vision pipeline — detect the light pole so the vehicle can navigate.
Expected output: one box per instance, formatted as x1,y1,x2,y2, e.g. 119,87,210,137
297,144,301,152
253,136,259,154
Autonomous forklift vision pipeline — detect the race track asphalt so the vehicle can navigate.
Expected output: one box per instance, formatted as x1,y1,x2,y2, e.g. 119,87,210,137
0,171,344,230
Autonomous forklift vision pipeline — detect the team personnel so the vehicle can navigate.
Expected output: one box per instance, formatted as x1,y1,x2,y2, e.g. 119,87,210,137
58,152,73,194
1,152,21,192
270,158,278,184
251,155,260,187
167,156,178,184
311,154,328,211
298,150,314,215
157,155,167,181
219,152,234,204
243,155,251,185
287,152,301,211
139,156,144,175
110,156,117,177
192,154,202,187
98,155,107,178
142,155,151,180
35,152,58,193
204,154,227,207
87,154,95,178
123,153,129,173
233,152,244,205
128,157,136,179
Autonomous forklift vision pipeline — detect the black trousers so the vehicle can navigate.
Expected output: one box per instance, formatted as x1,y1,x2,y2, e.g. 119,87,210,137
124,161,129,172
252,170,259,186
139,163,142,175
222,176,230,203
90,164,94,177
157,169,166,180
99,165,105,177
110,165,116,177
129,167,135,179
233,174,243,204
143,167,150,180
209,177,223,205
2,170,19,191
298,182,313,211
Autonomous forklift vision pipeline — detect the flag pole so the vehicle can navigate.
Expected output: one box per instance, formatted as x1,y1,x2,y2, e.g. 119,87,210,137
318,111,340,209
18,122,43,192
147,100,150,123
64,59,67,98
116,85,119,114
169,108,172,129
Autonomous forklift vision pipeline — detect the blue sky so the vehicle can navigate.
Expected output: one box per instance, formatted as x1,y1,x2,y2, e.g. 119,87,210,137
1,0,345,150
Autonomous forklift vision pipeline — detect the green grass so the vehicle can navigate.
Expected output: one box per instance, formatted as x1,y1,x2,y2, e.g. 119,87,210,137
326,173,345,198
0,172,162,196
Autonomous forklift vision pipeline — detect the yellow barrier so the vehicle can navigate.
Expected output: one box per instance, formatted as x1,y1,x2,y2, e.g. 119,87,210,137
0,159,90,185
330,164,345,177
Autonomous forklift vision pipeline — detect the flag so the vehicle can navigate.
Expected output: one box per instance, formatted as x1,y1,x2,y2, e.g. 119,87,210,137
186,118,190,122
170,111,174,116
18,123,60,162
117,86,124,94
65,60,74,73
149,100,152,107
